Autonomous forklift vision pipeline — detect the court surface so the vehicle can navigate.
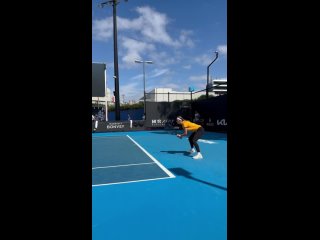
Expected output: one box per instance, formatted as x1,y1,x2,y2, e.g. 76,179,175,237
92,130,227,240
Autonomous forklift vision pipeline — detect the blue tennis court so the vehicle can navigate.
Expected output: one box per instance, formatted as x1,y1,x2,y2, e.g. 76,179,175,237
92,130,227,240
92,135,174,186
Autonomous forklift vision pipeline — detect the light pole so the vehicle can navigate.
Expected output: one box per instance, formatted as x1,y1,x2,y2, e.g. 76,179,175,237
135,59,153,119
99,0,128,121
206,51,219,99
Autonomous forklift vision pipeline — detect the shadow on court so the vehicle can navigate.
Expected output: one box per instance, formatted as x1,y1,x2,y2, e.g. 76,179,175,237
169,167,227,191
160,150,190,156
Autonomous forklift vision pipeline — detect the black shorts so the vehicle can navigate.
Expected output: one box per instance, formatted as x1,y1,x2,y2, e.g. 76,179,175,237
189,127,204,141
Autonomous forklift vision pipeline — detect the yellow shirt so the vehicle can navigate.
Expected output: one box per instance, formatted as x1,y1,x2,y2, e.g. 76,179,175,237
182,120,201,131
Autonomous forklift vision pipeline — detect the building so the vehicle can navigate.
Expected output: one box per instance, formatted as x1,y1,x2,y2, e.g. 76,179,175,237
208,78,227,95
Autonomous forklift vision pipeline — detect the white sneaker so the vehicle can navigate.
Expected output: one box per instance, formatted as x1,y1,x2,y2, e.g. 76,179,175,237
189,148,196,155
193,153,203,160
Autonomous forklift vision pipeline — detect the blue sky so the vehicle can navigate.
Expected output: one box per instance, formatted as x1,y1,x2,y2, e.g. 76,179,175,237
92,0,227,101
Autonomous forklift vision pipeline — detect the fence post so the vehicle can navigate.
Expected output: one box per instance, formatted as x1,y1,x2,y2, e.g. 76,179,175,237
168,92,170,102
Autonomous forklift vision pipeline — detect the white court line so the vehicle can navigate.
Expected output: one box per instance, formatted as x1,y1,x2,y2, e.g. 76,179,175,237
126,135,175,178
197,139,217,144
92,134,175,187
92,176,172,187
92,162,154,170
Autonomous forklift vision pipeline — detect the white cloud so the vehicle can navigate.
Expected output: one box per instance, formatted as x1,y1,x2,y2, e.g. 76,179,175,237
165,83,185,90
194,83,207,90
148,51,178,67
120,82,143,101
183,65,191,69
92,17,113,41
135,6,180,47
149,68,169,78
194,54,213,66
179,30,194,48
130,74,143,81
193,45,226,66
189,75,207,81
121,37,156,65
129,68,169,85
117,17,143,30
92,6,194,48
217,45,227,55
92,6,196,69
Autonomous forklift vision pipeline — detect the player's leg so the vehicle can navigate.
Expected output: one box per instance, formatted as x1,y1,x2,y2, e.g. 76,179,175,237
188,132,196,154
192,127,205,159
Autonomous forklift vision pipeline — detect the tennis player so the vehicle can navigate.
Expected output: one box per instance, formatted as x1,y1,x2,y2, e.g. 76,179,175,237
176,116,205,159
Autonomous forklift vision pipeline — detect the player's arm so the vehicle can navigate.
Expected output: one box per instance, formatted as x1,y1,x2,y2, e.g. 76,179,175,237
181,128,188,136
177,127,188,138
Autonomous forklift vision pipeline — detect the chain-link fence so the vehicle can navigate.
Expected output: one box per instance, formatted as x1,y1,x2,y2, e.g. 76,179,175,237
145,86,225,103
